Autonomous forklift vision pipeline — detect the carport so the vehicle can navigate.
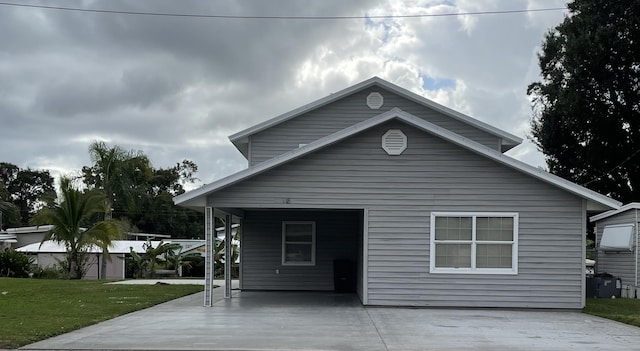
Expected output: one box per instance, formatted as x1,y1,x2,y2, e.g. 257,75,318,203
206,207,365,306
23,289,640,351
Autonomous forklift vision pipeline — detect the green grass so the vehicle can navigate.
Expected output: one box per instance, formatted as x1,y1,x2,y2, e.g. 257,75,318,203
584,297,640,327
0,278,203,349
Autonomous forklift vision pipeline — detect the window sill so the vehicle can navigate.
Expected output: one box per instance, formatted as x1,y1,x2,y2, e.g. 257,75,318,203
282,262,316,267
430,267,517,275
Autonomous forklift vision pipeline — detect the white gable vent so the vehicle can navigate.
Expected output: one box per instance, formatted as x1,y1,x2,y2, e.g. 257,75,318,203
382,129,407,155
367,92,384,109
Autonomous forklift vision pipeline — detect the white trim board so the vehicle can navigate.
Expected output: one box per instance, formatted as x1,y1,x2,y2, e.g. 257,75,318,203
174,108,620,211
429,212,519,275
590,202,640,222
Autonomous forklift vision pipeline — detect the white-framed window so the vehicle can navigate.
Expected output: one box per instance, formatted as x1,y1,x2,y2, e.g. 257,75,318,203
282,221,316,266
430,212,518,274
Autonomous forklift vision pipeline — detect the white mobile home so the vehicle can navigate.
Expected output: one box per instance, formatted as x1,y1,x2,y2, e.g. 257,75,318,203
590,203,640,297
16,240,164,279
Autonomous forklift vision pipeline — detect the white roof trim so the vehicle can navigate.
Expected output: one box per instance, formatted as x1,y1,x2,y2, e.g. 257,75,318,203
5,225,54,234
175,108,620,210
229,77,522,157
0,233,17,241
590,202,640,222
16,240,167,254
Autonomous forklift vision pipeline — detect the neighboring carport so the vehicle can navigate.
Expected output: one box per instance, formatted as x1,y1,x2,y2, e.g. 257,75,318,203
23,290,640,351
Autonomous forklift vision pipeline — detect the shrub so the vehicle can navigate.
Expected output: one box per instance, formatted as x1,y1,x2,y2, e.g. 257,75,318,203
31,266,63,279
0,249,34,278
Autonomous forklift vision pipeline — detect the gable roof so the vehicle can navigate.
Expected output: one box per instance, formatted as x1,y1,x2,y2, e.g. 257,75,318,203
590,202,640,222
175,108,620,211
229,76,523,157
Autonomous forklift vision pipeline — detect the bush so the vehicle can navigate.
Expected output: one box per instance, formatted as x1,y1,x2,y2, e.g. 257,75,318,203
31,266,63,279
0,249,34,278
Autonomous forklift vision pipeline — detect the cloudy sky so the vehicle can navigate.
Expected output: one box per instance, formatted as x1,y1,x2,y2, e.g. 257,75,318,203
0,0,568,189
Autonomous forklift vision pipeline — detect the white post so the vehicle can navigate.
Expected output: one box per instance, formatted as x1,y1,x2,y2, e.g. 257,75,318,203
204,207,214,307
224,214,232,299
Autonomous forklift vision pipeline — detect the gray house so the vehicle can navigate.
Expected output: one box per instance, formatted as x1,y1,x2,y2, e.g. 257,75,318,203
175,77,620,309
590,203,640,297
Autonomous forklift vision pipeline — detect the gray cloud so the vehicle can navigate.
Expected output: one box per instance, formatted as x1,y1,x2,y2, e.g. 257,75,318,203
0,0,566,188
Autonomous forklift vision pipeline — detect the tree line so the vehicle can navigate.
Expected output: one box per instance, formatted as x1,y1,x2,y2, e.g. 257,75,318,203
0,141,203,239
529,0,640,203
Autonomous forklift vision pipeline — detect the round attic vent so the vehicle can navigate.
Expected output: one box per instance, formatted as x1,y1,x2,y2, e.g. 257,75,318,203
367,92,384,109
382,129,407,155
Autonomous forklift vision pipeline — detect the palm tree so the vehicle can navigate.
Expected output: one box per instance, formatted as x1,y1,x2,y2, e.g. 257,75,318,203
0,200,13,212
86,141,151,278
128,241,184,278
86,141,151,221
31,177,122,279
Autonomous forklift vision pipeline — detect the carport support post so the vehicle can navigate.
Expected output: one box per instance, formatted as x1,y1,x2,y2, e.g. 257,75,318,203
224,214,232,299
204,207,214,307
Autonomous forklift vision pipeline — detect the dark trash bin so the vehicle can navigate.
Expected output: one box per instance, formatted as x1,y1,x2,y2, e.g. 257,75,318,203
333,259,356,293
592,273,621,298
585,276,597,298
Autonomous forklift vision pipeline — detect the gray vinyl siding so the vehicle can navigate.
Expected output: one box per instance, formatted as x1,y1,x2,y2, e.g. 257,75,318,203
249,87,501,165
595,209,638,287
240,210,359,291
211,120,585,308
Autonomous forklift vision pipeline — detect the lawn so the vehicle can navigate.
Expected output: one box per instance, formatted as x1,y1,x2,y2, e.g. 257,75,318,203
584,297,640,327
0,278,203,349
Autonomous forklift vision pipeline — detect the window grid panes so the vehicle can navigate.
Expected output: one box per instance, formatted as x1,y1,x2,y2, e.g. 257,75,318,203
432,214,517,273
282,222,315,265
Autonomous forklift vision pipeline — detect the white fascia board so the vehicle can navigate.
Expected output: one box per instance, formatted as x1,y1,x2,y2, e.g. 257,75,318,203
229,77,380,144
371,79,522,147
175,109,398,206
590,202,640,222
228,77,522,155
17,240,166,254
5,225,54,234
176,108,619,210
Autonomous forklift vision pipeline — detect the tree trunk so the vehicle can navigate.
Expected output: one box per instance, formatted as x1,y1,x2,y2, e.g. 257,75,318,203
100,204,112,280
69,251,80,279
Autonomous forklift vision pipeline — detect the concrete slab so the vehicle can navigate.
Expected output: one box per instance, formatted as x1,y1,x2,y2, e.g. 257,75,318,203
21,290,640,351
368,308,640,351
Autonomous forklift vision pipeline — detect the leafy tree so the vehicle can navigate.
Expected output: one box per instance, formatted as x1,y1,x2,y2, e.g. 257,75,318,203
31,177,123,279
82,142,153,221
0,162,55,225
148,160,198,196
82,143,203,239
114,160,203,239
528,0,640,202
0,185,19,230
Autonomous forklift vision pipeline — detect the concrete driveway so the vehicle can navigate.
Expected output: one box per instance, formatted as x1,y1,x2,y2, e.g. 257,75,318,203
22,288,640,351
